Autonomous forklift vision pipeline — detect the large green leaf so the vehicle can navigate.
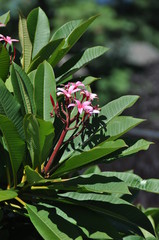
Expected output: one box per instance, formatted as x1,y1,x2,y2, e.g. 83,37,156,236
66,15,98,47
0,190,17,202
0,43,10,81
123,236,156,240
106,116,144,140
58,191,129,205
34,61,56,121
19,14,32,71
100,95,139,124
27,7,50,58
49,15,98,67
51,20,82,41
24,114,54,169
0,11,10,25
47,174,130,195
121,139,153,157
0,79,24,138
123,236,144,240
56,46,108,84
0,115,25,185
52,139,126,177
26,203,83,240
101,171,159,194
27,39,65,73
52,202,121,239
12,63,35,114
58,192,154,236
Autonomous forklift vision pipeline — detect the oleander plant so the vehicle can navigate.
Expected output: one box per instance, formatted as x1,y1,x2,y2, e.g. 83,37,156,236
0,7,159,240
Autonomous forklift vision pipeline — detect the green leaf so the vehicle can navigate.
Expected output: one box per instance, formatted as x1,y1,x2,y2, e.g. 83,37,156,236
12,63,35,114
56,46,108,83
100,95,139,123
0,190,17,202
0,11,10,25
25,165,44,185
67,15,98,47
83,165,101,175
0,43,10,81
52,139,126,177
5,76,13,92
49,15,98,67
51,201,121,240
58,191,128,205
19,14,32,71
107,116,145,140
82,76,100,86
0,79,24,138
53,174,130,195
51,20,82,41
28,39,65,73
27,7,50,58
0,115,25,185
101,171,159,194
28,70,36,86
123,236,144,240
37,118,55,163
121,139,153,157
34,61,56,121
24,114,54,169
26,203,82,240
58,192,154,236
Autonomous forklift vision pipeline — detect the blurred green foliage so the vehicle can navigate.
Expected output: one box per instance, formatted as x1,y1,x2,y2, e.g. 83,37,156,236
1,0,159,105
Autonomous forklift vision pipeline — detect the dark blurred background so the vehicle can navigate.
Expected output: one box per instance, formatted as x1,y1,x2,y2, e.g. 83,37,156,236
1,0,159,207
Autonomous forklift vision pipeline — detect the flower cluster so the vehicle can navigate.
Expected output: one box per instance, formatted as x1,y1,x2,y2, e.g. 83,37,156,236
0,34,19,45
55,81,100,115
50,81,100,133
0,24,19,62
44,82,100,175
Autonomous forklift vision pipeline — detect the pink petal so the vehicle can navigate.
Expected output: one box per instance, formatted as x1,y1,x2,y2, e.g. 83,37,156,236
0,23,5,27
90,93,97,100
68,85,75,92
78,108,83,114
82,101,91,107
68,103,76,108
57,92,63,96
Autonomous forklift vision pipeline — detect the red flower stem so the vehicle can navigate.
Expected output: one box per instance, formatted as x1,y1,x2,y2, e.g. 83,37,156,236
44,127,68,175
44,111,70,175
13,46,16,61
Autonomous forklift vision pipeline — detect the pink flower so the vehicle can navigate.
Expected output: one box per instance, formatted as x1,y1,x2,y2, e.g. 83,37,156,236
57,85,80,98
72,81,85,88
0,34,19,45
68,99,92,114
0,23,5,27
81,90,98,100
